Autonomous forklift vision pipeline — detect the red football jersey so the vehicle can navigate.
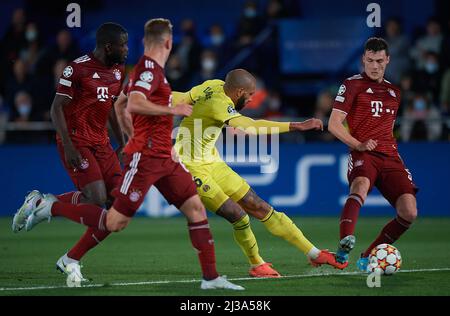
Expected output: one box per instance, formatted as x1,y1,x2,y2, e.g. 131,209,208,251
123,56,173,157
332,72,401,157
55,53,125,146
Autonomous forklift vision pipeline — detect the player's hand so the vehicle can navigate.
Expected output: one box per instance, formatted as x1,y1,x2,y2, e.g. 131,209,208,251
355,139,378,151
172,104,193,117
64,143,83,169
290,118,323,132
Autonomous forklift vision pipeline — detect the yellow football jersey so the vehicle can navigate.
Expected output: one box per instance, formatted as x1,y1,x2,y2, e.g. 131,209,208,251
174,80,241,165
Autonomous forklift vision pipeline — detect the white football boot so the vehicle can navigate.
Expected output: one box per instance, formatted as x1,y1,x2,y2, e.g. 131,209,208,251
25,193,57,231
12,190,43,233
200,276,245,290
56,254,88,287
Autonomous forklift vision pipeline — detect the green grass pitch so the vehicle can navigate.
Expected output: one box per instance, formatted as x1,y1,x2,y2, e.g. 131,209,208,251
1,216,449,296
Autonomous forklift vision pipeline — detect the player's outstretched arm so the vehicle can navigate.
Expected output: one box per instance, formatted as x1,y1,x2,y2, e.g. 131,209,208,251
227,116,323,135
328,109,377,151
172,91,194,106
114,91,134,138
50,94,83,169
127,92,192,117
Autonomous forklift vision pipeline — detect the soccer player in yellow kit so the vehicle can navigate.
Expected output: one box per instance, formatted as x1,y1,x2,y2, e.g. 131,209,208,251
173,69,347,277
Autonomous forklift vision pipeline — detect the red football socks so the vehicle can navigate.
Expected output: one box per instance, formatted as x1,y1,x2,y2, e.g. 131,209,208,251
67,228,110,260
188,220,219,281
363,215,412,257
340,193,364,239
51,202,109,231
56,191,83,204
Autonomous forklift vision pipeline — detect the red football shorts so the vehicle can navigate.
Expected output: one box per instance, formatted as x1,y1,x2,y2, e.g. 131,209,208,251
347,151,418,207
112,153,198,217
57,142,122,194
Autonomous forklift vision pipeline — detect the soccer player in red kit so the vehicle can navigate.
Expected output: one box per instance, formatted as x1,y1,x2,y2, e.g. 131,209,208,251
16,18,243,290
328,37,418,271
12,23,128,280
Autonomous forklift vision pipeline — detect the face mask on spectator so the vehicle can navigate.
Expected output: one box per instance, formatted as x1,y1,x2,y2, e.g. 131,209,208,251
17,103,31,117
211,34,224,46
244,8,257,18
26,30,38,42
413,99,426,111
202,59,216,71
424,62,438,74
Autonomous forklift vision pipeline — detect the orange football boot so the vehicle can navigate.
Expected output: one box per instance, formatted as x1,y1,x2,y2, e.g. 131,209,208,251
249,262,281,278
309,250,349,270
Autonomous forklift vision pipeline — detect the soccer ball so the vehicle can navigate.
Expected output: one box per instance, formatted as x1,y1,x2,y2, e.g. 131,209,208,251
368,243,402,275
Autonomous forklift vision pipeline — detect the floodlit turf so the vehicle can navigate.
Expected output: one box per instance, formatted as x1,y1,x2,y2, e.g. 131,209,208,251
0,216,449,296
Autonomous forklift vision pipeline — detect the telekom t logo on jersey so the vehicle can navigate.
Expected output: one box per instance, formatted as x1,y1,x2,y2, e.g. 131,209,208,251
371,101,383,117
97,87,109,102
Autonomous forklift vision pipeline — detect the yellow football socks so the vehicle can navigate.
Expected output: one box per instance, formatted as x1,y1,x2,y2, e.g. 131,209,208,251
232,214,264,266
261,208,315,255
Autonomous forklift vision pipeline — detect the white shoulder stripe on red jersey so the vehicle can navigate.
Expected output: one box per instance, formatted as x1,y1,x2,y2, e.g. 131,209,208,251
332,108,348,115
55,92,73,99
129,91,148,100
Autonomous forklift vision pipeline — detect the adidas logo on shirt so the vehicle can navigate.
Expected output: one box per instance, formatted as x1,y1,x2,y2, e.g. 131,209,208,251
92,72,100,79
366,88,374,94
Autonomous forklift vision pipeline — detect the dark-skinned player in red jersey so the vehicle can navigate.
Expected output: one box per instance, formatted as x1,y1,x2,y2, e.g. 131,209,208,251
12,23,128,282
328,37,418,271
14,18,244,290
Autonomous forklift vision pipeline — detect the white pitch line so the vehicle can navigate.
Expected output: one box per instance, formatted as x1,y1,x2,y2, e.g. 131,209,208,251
1,267,449,292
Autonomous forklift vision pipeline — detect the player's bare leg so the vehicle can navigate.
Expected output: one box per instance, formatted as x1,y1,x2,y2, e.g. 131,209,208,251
358,194,417,272
179,195,244,290
238,189,347,270
336,176,370,265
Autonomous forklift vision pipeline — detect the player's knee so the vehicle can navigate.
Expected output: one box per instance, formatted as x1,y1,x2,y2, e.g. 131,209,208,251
83,190,107,206
107,220,128,232
350,178,370,198
399,206,417,223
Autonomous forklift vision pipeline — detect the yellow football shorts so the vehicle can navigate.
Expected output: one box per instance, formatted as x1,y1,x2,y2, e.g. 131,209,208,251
183,160,250,212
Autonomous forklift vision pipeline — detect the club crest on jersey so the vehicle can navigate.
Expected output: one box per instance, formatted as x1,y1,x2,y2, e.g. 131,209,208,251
80,159,89,170
227,105,237,114
63,66,73,78
140,71,153,83
203,185,211,192
338,84,346,95
388,89,396,98
129,189,142,202
113,69,121,81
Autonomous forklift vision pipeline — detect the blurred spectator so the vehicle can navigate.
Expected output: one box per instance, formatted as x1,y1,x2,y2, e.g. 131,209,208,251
36,29,79,78
384,18,411,84
174,19,203,76
412,51,442,104
265,0,289,22
0,8,27,94
411,17,443,70
4,59,32,109
11,91,34,122
204,24,229,67
166,54,190,91
306,90,335,142
400,94,442,141
398,73,416,116
240,77,269,118
190,50,219,85
440,68,450,115
439,17,450,70
20,22,44,72
237,1,264,40
263,91,284,119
